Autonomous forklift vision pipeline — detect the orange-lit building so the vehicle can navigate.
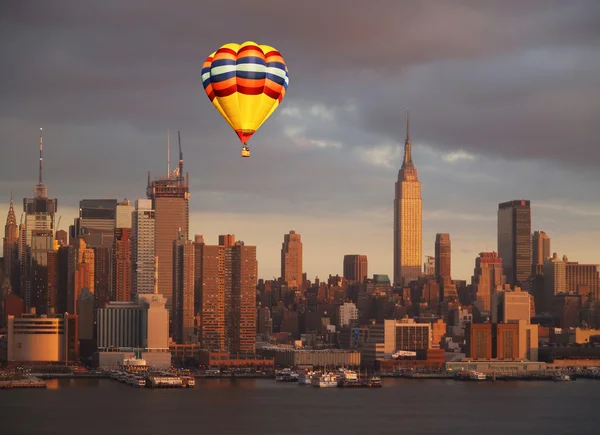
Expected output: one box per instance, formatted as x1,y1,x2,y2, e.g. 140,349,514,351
113,228,132,302
198,350,274,370
281,231,303,289
467,323,493,359
494,323,519,359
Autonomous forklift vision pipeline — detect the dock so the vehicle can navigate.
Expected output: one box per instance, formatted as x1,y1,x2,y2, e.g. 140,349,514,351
0,376,46,389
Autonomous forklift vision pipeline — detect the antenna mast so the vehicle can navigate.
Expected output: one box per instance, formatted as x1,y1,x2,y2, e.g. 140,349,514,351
167,128,171,177
178,131,183,179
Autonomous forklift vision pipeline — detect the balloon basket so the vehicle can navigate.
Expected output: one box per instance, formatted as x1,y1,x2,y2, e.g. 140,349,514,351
241,145,250,158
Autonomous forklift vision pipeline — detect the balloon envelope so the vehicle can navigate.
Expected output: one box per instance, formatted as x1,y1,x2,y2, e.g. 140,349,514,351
202,41,289,145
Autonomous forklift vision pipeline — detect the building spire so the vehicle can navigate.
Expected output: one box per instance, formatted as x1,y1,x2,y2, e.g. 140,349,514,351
402,111,413,167
167,128,171,177
34,128,48,199
39,127,43,185
6,193,17,226
178,130,183,180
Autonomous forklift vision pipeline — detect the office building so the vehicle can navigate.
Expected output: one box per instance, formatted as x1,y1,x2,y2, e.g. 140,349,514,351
435,233,451,282
115,199,133,229
147,138,189,312
172,231,195,344
132,199,155,296
281,230,302,288
343,254,368,282
498,200,532,285
113,228,132,302
471,252,506,315
393,115,422,286
532,231,550,274
3,196,19,293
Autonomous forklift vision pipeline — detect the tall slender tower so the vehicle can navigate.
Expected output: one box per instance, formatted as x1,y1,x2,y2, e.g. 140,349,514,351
532,230,550,275
172,230,195,344
281,231,303,289
3,195,19,292
498,200,532,286
393,114,422,286
435,233,451,282
132,199,155,297
147,131,190,313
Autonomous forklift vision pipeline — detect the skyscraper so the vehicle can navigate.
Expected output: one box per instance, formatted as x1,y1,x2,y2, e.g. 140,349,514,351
113,228,132,302
195,235,257,354
194,237,226,351
393,115,422,286
147,132,189,312
115,199,133,229
343,254,368,282
76,199,117,248
132,199,155,297
172,231,195,344
228,240,257,355
3,196,19,293
471,252,506,315
434,233,451,282
281,230,302,288
532,231,550,275
22,129,57,306
498,200,532,286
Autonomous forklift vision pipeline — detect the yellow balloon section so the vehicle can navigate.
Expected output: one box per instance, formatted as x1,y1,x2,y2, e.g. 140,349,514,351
202,41,289,144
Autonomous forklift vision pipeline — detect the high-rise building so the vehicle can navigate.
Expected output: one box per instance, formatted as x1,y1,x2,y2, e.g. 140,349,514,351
498,200,531,286
94,246,111,307
23,129,57,247
115,199,133,229
113,228,132,302
29,229,54,312
69,238,95,314
172,231,195,344
227,240,257,355
195,235,257,354
132,199,155,297
393,115,422,286
343,254,368,282
77,199,118,248
3,196,19,293
194,237,226,351
281,230,302,288
423,255,435,277
147,136,189,313
471,252,506,315
543,253,567,296
434,233,451,282
532,231,550,275
565,258,600,301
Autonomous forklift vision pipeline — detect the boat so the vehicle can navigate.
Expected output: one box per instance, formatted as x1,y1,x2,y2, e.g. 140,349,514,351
311,372,338,388
182,376,196,388
553,374,571,382
468,371,487,381
298,370,316,385
275,368,299,382
336,368,359,386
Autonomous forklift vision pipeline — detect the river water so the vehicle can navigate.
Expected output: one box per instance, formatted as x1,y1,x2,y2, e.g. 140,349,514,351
1,377,598,435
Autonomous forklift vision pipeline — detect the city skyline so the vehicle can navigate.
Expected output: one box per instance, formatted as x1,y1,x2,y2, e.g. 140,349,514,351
1,1,599,281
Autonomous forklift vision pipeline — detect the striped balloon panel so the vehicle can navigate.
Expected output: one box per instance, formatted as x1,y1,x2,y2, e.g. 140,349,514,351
202,41,289,144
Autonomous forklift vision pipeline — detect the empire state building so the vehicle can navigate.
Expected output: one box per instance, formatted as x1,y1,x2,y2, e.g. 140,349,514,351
393,115,422,286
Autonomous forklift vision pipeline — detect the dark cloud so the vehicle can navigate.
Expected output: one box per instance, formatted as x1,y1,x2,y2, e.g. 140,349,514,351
1,0,599,209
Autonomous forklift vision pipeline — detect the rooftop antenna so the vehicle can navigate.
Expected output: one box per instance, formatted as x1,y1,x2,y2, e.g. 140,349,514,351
178,130,183,178
39,127,43,185
167,128,171,177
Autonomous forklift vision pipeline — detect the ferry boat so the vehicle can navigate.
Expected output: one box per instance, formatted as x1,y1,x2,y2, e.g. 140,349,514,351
468,371,487,381
275,368,299,382
298,370,316,385
311,372,338,388
182,376,196,388
336,368,359,386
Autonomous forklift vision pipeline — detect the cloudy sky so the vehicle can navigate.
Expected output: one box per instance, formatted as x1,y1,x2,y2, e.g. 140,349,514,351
1,0,599,281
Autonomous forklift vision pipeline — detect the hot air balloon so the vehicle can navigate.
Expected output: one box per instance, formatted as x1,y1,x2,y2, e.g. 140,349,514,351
202,41,289,157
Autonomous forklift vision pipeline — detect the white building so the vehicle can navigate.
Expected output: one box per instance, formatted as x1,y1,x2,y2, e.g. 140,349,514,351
338,302,358,328
96,280,171,369
132,199,155,296
115,199,134,229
